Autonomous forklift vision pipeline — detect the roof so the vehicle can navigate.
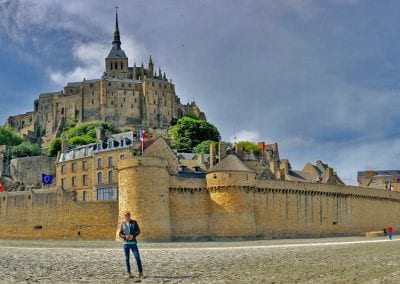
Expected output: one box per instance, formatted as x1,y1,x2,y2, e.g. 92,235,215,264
58,131,135,163
107,45,127,58
208,154,255,173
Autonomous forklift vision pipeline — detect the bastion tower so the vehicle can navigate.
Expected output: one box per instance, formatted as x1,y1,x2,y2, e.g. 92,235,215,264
206,155,257,237
117,156,171,241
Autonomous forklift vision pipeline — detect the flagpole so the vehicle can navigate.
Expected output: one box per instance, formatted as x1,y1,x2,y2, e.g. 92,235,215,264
141,139,144,156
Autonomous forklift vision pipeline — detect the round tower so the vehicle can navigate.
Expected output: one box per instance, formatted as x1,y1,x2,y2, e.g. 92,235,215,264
206,154,257,238
117,156,171,241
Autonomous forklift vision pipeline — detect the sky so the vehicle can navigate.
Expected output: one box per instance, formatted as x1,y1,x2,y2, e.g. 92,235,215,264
1,0,400,185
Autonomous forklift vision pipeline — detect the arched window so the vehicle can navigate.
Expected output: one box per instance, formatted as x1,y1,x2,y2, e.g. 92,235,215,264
108,170,113,182
97,172,103,184
97,157,103,169
114,62,118,69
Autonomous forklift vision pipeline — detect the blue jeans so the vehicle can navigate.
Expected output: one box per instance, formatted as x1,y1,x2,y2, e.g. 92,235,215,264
123,243,143,273
388,232,393,240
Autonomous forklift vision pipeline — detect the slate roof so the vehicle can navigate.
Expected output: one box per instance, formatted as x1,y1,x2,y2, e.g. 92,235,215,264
107,45,127,58
208,154,255,173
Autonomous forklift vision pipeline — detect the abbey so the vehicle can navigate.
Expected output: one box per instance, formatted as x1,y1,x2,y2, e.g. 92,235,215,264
5,10,204,146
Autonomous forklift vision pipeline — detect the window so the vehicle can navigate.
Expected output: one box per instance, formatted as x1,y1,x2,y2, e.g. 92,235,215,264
97,158,103,169
61,165,65,174
114,62,117,69
72,176,76,187
108,156,113,167
108,82,111,86
71,163,76,173
83,175,88,186
108,170,113,182
120,154,125,160
83,191,87,201
110,63,113,70
61,178,66,188
90,83,93,88
97,172,103,184
121,62,123,69
96,187,116,201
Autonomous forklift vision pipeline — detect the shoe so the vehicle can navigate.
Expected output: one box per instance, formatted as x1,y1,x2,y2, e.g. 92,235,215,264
126,272,133,279
139,272,145,279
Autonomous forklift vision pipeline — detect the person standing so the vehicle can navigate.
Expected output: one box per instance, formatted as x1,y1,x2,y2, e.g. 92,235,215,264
119,211,144,279
387,225,393,240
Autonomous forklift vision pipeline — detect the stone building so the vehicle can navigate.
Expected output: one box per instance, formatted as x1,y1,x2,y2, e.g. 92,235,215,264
56,130,137,202
358,170,400,191
5,10,205,147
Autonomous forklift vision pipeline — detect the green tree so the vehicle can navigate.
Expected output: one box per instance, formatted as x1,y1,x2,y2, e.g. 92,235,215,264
193,140,216,154
170,117,220,152
237,141,260,155
0,126,23,146
48,138,62,157
68,135,96,146
11,142,41,158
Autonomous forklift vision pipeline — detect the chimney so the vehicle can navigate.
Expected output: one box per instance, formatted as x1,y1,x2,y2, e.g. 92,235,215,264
218,141,227,161
61,136,69,152
209,143,216,168
96,126,106,142
326,167,334,178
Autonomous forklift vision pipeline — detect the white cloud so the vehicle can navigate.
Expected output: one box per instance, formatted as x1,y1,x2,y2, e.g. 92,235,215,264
48,37,148,86
229,130,260,144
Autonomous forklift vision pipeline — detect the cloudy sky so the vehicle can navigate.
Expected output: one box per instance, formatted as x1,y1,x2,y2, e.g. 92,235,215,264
1,0,400,184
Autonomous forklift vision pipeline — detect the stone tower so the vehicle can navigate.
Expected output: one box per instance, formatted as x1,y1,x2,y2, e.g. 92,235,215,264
117,156,171,241
104,7,129,79
206,155,257,237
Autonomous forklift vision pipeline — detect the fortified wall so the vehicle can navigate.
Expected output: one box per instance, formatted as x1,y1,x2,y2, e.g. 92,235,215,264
1,154,400,241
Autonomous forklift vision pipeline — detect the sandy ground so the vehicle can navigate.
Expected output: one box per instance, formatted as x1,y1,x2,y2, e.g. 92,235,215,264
0,236,399,283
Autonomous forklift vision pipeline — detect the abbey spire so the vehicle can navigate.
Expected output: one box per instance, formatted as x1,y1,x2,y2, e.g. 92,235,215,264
105,6,128,79
112,6,121,47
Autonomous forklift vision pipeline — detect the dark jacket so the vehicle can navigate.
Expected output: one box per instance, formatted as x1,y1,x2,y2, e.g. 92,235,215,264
119,219,141,242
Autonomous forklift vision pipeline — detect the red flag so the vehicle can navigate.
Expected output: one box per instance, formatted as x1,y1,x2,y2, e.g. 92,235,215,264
0,183,4,192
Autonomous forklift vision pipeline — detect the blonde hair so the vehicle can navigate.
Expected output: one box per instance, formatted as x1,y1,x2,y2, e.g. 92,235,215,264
123,211,131,217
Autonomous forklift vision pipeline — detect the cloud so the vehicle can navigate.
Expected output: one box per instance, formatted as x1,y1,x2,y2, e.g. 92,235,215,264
48,36,148,86
229,130,260,144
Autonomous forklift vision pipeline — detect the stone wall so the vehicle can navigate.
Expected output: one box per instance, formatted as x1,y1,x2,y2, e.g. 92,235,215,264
0,188,118,239
10,156,56,186
2,167,400,241
169,177,208,240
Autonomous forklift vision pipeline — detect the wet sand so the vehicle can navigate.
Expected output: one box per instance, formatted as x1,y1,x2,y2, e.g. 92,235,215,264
0,236,399,283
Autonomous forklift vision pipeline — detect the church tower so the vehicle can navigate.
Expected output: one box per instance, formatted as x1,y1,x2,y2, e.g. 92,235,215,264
104,7,129,79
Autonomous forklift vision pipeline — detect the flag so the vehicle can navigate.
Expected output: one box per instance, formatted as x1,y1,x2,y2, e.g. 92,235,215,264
41,173,53,185
0,183,4,192
139,128,146,141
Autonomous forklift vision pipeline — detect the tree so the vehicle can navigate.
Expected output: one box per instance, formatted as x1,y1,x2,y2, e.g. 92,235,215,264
68,135,96,146
10,142,41,158
170,116,220,152
237,141,260,155
193,140,216,154
48,138,62,157
0,126,23,146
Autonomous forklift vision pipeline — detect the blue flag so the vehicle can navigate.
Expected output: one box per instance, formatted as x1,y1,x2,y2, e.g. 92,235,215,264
41,173,53,185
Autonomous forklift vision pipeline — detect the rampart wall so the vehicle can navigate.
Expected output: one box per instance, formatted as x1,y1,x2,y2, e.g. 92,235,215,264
1,163,400,240
0,188,118,239
10,156,56,186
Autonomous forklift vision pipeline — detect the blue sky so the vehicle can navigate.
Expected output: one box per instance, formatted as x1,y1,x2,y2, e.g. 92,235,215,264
1,0,400,184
